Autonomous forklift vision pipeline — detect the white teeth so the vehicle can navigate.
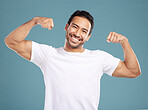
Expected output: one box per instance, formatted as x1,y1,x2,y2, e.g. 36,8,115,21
72,37,78,41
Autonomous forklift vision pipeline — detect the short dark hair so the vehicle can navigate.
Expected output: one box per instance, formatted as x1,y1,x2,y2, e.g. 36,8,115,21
67,10,94,35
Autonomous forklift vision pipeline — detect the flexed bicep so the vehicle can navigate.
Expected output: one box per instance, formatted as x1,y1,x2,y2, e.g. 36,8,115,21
112,60,139,78
12,40,32,61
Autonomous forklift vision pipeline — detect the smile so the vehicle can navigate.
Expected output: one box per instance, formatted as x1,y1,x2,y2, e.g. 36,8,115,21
70,34,79,43
72,36,79,42
69,34,81,43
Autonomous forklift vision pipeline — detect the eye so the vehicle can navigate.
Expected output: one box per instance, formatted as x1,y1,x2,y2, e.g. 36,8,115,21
72,25,77,28
82,30,87,33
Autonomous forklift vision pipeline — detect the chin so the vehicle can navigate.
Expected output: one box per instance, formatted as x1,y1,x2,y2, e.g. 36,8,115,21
69,41,85,49
68,41,80,49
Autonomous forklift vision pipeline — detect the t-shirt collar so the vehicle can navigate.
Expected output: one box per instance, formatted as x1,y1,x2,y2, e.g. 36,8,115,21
60,47,89,55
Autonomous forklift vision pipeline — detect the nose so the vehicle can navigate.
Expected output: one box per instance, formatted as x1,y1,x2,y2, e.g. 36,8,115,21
75,29,81,38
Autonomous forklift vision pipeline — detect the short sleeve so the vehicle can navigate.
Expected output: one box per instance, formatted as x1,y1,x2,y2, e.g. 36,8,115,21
102,51,120,76
30,41,55,68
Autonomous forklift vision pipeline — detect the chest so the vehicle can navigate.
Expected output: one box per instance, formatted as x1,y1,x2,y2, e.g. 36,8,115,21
42,54,103,95
43,54,103,79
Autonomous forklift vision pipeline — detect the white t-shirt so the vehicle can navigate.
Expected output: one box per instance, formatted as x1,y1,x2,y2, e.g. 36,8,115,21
30,41,120,110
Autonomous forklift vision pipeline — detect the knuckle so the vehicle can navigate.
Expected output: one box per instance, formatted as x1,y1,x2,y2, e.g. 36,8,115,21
43,20,46,23
50,18,53,21
49,18,52,21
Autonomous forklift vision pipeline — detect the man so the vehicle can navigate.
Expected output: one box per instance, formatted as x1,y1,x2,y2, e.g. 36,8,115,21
5,10,141,110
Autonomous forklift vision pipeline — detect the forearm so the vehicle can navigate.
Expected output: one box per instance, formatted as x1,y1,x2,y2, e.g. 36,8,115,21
121,38,141,75
5,17,37,44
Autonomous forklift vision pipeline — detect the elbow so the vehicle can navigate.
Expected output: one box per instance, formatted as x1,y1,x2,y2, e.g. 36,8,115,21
131,71,141,78
4,37,8,44
4,37,12,45
4,37,15,49
4,37,10,47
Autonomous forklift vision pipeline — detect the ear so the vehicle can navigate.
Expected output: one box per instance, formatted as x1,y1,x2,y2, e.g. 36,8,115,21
65,24,69,31
86,34,91,41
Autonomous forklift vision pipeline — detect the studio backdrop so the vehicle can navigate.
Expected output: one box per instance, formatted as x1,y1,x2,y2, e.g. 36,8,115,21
0,0,148,110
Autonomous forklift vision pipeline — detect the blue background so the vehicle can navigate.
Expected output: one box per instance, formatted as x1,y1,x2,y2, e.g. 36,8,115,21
0,0,148,110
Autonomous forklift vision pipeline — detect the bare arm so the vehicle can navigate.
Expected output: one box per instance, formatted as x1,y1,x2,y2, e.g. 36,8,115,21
4,17,54,61
107,32,141,78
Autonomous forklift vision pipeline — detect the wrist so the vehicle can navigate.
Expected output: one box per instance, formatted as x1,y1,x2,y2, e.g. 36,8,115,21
33,17,39,25
121,37,128,44
120,37,129,47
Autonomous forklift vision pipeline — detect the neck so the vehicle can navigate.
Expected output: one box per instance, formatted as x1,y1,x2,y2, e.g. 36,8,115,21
64,42,85,53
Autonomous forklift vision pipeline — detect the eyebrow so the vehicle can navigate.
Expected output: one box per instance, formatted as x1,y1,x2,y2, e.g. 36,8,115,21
72,23,88,32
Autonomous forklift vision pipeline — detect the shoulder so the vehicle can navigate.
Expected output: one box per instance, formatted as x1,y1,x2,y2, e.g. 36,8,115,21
88,49,111,56
87,49,117,61
32,41,57,54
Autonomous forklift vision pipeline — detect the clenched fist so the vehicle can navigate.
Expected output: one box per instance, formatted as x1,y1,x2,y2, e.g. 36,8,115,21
34,17,54,30
107,32,128,44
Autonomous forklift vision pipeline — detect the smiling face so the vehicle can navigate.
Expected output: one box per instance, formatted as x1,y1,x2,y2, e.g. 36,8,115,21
65,16,91,49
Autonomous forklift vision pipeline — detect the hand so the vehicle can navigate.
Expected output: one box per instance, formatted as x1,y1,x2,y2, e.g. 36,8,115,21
34,17,54,30
107,32,127,43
